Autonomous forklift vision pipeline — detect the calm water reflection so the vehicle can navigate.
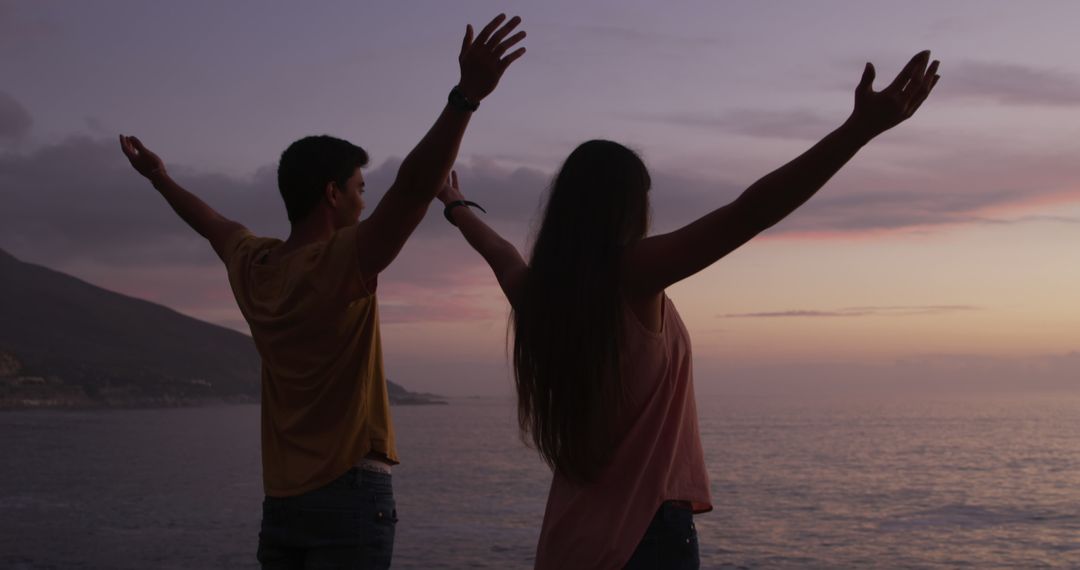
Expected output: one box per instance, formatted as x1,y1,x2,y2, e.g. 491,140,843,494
3,393,1079,568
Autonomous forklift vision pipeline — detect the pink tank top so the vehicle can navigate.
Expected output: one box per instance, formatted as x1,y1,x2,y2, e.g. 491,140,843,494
534,295,713,569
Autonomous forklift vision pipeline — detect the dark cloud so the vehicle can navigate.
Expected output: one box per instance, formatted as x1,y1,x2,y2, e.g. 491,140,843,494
773,143,1080,235
786,188,1017,233
0,135,534,290
2,134,1078,330
637,108,839,140
721,305,981,318
826,58,1080,109
0,91,32,140
402,157,553,232
0,136,544,328
4,134,1078,276
941,61,1080,106
0,135,288,267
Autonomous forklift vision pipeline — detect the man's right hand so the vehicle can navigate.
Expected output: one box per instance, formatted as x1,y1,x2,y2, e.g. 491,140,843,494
119,134,167,182
457,14,527,103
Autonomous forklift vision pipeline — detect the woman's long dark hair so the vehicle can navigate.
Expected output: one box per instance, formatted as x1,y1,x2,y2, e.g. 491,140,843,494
513,140,651,483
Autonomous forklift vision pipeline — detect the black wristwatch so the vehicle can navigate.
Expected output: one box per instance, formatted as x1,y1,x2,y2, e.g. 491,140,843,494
448,85,479,112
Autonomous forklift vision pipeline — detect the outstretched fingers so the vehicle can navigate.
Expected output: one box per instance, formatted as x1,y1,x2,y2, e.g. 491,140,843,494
486,15,521,48
474,13,507,47
460,24,474,59
886,50,931,93
458,14,527,100
906,60,940,116
856,62,876,95
119,134,142,162
494,30,526,57
923,59,940,88
499,47,527,72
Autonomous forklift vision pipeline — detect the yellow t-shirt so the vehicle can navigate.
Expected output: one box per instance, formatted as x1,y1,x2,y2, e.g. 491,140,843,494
223,224,397,497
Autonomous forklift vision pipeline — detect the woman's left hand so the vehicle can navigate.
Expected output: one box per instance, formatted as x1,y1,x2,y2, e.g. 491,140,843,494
847,50,940,140
437,170,465,204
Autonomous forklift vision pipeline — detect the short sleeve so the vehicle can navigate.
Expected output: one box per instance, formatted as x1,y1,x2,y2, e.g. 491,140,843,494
219,227,256,267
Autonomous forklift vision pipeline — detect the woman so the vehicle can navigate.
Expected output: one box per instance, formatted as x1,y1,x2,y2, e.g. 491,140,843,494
440,51,939,568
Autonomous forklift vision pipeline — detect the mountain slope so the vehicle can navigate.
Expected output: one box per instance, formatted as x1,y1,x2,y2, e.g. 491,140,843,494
0,248,443,408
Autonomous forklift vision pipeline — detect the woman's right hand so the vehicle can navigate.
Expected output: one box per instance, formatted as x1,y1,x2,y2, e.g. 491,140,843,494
437,170,464,204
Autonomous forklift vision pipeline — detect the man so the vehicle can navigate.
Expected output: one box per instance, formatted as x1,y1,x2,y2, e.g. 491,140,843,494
119,14,526,569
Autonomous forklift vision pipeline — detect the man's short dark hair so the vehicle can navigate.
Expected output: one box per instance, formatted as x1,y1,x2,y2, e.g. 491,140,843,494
277,135,369,223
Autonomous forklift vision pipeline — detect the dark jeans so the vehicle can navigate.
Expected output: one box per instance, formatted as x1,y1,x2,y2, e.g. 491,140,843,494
257,468,396,570
623,501,700,570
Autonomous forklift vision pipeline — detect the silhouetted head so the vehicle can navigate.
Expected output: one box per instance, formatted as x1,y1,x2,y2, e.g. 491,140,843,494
277,135,369,227
512,139,652,484
547,139,652,245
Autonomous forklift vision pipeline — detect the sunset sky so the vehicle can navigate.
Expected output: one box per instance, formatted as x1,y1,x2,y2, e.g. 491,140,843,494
2,1,1078,396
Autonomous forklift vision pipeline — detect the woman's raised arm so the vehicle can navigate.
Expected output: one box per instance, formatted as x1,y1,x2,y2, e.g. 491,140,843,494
623,51,940,295
439,171,528,306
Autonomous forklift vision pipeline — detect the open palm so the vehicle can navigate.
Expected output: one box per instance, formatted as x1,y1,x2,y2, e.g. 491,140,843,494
850,50,940,138
457,14,527,102
118,135,165,180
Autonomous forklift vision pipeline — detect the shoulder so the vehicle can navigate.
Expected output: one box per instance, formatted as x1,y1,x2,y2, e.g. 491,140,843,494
222,230,277,269
217,226,254,260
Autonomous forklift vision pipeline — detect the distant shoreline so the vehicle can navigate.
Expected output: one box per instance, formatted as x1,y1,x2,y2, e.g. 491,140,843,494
0,393,448,411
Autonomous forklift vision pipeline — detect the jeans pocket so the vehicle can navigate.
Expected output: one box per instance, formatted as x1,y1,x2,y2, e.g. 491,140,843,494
372,492,397,525
354,495,395,569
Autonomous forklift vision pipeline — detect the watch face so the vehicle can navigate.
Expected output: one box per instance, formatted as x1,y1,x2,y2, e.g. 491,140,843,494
449,87,478,111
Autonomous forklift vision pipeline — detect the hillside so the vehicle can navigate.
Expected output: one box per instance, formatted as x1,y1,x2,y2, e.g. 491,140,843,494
0,248,444,408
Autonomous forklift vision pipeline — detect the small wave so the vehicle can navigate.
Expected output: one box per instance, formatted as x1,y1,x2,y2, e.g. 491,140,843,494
878,503,1074,532
0,494,71,510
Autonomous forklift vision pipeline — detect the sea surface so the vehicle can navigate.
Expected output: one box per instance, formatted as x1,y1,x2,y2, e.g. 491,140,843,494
3,392,1080,569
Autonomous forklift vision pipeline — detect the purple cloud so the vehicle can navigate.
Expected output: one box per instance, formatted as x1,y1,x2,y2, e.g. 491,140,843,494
941,61,1080,106
4,134,1078,273
721,305,982,318
638,108,840,140
0,135,287,266
2,133,1077,330
0,92,32,140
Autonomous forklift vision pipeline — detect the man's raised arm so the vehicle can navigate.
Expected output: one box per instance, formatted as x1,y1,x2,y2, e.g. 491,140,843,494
119,135,247,263
355,13,527,276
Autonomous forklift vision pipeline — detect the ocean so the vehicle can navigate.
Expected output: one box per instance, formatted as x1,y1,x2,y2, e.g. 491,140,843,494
3,392,1080,568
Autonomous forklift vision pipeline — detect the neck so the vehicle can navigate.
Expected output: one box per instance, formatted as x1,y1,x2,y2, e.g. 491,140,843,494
284,214,336,248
